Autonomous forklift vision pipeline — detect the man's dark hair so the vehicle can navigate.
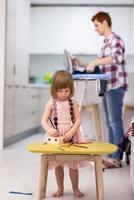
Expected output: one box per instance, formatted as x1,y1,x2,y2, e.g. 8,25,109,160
91,11,112,27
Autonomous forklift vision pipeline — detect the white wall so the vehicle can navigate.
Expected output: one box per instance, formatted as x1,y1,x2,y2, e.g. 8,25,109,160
0,0,6,150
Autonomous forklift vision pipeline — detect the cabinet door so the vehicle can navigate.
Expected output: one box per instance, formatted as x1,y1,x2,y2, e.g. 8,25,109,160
130,8,134,54
31,6,102,54
4,86,14,138
5,1,16,85
38,87,51,121
14,0,30,85
4,86,50,138
102,7,130,54
31,6,130,55
6,0,30,85
14,87,40,134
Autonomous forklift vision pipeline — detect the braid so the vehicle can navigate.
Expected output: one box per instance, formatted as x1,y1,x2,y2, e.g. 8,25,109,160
68,98,75,124
52,100,58,129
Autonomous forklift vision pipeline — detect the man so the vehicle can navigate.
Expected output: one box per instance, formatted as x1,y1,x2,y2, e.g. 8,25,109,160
73,11,128,168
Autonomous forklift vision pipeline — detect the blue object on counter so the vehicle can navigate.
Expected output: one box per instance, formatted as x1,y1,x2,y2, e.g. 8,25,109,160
9,191,33,195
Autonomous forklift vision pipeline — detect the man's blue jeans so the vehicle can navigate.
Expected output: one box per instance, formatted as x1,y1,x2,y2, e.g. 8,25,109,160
102,87,125,160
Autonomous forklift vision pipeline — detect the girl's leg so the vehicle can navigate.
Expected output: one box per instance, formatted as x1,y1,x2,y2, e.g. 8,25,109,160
52,166,64,197
69,168,85,198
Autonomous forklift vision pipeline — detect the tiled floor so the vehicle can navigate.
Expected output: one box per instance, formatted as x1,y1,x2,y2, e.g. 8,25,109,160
0,133,133,200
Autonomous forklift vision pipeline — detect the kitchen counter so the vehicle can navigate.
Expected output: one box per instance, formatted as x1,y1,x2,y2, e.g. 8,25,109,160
6,83,50,89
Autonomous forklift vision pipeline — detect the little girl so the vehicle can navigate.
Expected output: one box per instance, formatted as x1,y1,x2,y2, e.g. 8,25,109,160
41,70,85,198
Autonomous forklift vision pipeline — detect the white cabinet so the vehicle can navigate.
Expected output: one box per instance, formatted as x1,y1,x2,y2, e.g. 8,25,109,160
5,1,16,85
13,86,50,135
6,0,30,85
38,87,51,120
100,7,131,54
129,8,134,54
4,86,39,138
31,6,102,54
31,6,132,55
13,87,40,134
4,85,50,139
4,86,14,138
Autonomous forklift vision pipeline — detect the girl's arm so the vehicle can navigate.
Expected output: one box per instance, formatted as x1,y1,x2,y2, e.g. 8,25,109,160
63,99,81,142
41,99,59,136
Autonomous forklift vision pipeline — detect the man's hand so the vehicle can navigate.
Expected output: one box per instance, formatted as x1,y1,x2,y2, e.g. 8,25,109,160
86,61,96,72
72,58,83,66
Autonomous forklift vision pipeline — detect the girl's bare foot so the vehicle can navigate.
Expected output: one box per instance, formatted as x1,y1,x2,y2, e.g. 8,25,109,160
74,189,85,198
52,189,63,197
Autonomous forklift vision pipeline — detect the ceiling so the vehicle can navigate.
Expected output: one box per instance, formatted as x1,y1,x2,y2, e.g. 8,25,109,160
30,0,134,6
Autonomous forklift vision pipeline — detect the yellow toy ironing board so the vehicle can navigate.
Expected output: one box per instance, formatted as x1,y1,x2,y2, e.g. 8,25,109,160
27,141,117,155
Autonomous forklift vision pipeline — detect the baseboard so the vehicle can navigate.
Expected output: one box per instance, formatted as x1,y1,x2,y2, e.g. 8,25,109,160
4,127,42,147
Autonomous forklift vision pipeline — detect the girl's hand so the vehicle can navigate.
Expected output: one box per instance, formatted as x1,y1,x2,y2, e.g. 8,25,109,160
50,129,59,137
63,132,74,142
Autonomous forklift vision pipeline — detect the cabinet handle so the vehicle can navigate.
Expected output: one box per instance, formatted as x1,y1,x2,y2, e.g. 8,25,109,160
32,95,37,98
7,85,12,88
31,111,36,115
13,65,16,75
